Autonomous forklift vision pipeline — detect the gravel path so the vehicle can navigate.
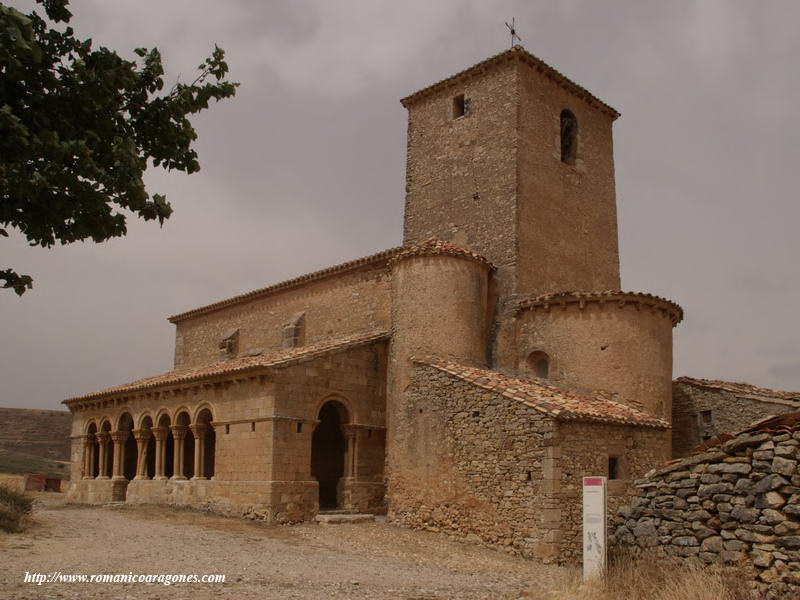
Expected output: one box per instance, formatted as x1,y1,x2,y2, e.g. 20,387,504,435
0,494,571,599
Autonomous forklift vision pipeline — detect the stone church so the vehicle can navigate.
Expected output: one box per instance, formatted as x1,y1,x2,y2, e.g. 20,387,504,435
65,46,687,563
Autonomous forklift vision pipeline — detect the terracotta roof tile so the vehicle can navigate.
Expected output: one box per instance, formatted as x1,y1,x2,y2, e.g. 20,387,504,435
64,330,389,405
412,356,669,428
676,376,800,404
400,45,620,120
389,239,493,269
515,290,684,326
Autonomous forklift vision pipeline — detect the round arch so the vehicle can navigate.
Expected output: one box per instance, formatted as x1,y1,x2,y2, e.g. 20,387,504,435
192,402,216,425
137,412,154,430
114,408,135,431
312,394,354,424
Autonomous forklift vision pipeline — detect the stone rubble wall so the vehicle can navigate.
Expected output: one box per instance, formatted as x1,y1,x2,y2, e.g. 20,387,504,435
613,428,800,599
672,382,798,458
388,364,555,559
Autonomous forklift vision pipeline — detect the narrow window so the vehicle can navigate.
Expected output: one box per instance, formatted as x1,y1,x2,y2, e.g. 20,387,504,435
452,94,466,119
527,351,550,378
225,424,230,435
560,109,578,164
608,457,619,480
251,422,256,433
700,410,713,425
296,422,303,434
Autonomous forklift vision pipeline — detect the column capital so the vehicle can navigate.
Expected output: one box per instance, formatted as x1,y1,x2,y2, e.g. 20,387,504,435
110,430,129,444
81,433,94,445
96,431,110,444
170,425,188,440
152,427,170,441
189,424,209,436
132,428,152,442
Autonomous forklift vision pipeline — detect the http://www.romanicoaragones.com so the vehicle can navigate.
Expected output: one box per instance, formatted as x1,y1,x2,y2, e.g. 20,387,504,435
23,571,226,586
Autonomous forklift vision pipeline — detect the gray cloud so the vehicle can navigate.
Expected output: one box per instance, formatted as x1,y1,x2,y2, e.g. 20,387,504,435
2,0,798,409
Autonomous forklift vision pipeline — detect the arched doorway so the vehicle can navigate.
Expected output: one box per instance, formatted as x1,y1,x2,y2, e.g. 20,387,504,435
311,401,349,510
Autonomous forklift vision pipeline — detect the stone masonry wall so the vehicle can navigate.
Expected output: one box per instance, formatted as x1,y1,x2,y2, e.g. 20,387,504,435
68,342,388,520
173,262,391,370
613,427,800,599
548,421,667,563
388,363,555,559
673,382,798,458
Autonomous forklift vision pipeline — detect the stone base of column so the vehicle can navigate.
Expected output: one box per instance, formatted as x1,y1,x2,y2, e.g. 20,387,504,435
96,476,110,480
190,476,208,481
111,476,127,481
153,475,169,481
170,475,188,481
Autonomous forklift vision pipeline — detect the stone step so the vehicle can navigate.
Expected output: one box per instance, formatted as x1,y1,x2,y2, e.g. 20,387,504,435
315,513,375,525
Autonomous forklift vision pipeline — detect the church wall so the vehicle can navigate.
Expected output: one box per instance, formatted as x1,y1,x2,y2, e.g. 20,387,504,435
515,302,674,425
172,262,392,370
515,60,620,297
544,421,668,563
402,60,519,296
388,362,555,559
269,342,388,514
672,382,798,458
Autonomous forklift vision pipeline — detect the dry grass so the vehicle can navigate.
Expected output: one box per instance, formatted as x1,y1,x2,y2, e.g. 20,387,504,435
526,550,757,600
0,483,34,532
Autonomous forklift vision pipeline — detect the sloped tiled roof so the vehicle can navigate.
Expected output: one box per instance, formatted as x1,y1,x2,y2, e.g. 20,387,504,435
400,45,619,119
389,239,493,269
412,356,669,428
676,376,800,405
168,247,402,323
515,290,684,326
64,330,389,405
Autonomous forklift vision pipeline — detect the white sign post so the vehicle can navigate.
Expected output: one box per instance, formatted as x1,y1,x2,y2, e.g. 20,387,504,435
582,476,608,581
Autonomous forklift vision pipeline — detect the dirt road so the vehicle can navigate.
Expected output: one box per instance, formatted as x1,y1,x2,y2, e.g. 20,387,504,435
0,494,570,599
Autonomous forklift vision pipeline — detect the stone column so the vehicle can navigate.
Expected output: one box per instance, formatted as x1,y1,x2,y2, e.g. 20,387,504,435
81,435,93,479
133,429,152,480
344,427,357,478
152,427,169,480
170,425,188,480
189,424,208,480
96,432,110,479
110,431,128,480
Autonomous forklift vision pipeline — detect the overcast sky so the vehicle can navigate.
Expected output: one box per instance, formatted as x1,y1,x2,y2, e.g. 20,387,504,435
2,0,798,410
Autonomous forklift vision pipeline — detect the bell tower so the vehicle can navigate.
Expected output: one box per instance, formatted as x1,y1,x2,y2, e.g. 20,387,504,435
400,46,621,298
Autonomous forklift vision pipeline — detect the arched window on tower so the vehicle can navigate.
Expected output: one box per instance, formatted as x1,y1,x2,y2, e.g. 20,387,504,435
527,351,550,379
560,109,578,165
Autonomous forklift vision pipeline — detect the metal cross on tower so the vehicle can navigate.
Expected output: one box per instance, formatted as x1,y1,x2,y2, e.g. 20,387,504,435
505,17,522,48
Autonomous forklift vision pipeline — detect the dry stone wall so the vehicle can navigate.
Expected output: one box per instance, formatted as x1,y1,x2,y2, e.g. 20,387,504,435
613,425,800,599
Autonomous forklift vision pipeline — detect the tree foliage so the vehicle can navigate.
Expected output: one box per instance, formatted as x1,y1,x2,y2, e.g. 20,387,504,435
0,0,238,294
